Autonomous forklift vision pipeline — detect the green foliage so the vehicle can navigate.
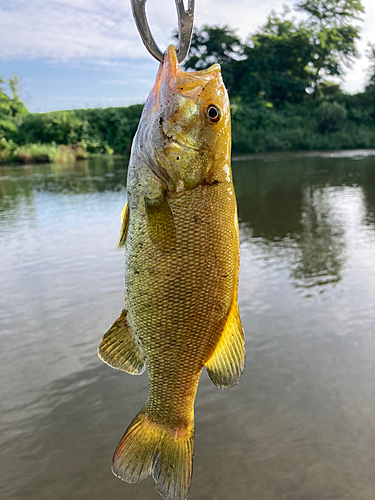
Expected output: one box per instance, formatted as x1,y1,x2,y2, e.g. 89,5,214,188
183,1,364,105
0,75,28,119
74,105,143,154
316,81,343,99
238,8,315,106
231,99,318,152
0,75,28,142
183,14,316,106
317,101,348,132
0,1,373,164
365,43,375,88
18,111,90,146
181,25,244,93
0,78,144,162
0,137,17,162
7,143,87,164
17,105,143,155
231,96,375,153
295,0,364,94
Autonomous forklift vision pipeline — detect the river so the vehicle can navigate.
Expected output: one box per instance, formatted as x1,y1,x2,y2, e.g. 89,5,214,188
1,150,375,499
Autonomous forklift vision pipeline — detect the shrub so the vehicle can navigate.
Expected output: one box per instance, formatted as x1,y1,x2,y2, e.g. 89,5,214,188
317,101,347,134
0,137,17,162
6,143,89,164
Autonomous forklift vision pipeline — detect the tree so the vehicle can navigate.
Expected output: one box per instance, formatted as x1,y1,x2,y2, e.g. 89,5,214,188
365,43,375,88
180,16,315,106
0,75,28,119
237,8,315,106
0,75,28,144
180,25,244,93
295,0,365,95
177,1,364,105
362,43,375,122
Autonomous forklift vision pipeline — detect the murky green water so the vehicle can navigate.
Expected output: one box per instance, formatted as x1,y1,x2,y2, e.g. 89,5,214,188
1,151,375,500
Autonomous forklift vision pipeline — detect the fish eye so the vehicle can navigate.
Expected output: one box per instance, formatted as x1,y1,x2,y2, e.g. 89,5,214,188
205,104,221,124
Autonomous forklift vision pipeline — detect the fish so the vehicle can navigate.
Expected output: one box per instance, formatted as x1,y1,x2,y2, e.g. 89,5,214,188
98,44,245,500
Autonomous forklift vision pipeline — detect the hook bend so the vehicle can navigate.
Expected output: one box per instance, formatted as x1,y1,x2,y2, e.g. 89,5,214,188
131,0,195,63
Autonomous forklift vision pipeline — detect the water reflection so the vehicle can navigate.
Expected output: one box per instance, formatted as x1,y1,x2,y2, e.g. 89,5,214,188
0,158,127,240
291,186,345,291
361,165,375,228
2,152,375,499
233,153,375,296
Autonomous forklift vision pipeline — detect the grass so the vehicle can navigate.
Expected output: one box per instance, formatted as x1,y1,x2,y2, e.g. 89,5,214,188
0,143,88,164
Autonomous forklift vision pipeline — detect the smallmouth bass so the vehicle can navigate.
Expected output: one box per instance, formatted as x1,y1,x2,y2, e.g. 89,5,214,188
98,45,245,500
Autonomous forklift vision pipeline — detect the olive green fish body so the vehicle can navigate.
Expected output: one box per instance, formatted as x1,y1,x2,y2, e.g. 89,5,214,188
125,156,239,426
98,45,245,500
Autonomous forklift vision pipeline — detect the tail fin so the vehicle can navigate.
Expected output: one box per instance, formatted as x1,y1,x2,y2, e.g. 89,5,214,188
112,410,194,500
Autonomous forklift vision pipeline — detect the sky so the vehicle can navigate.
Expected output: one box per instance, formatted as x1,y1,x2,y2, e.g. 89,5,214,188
1,0,375,113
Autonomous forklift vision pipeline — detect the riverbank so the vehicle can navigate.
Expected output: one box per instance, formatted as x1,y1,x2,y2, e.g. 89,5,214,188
1,94,375,164
0,143,90,164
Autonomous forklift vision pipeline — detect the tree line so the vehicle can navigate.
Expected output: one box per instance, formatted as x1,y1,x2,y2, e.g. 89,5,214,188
1,0,375,162
184,0,368,105
0,78,143,162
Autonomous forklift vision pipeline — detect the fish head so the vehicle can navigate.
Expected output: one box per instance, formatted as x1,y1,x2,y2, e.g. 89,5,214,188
136,45,230,193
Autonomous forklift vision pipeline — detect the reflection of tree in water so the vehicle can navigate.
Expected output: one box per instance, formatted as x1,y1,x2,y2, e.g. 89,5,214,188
0,158,128,234
291,187,346,291
0,167,36,234
361,166,375,229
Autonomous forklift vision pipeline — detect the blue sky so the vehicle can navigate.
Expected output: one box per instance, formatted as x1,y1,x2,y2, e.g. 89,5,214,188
1,0,375,113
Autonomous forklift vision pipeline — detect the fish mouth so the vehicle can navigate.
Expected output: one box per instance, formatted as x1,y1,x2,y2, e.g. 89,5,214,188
162,44,220,89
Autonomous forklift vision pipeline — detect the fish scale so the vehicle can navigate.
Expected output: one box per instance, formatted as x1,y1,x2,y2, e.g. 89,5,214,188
98,45,245,500
127,185,236,355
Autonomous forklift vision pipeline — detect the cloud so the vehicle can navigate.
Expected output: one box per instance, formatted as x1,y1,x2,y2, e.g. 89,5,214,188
0,0,140,60
0,0,298,61
1,0,374,92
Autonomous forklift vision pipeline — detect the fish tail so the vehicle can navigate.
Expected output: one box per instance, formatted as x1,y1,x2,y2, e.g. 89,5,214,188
112,409,194,500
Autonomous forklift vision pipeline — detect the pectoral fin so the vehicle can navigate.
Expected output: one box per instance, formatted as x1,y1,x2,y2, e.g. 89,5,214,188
98,309,145,375
145,194,176,253
116,202,130,250
205,301,246,389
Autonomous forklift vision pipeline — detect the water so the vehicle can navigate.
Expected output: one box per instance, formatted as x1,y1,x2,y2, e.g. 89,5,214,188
1,151,375,500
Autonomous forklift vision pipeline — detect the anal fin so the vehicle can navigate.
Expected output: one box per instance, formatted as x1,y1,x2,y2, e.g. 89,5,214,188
205,301,246,389
116,202,130,251
98,309,145,375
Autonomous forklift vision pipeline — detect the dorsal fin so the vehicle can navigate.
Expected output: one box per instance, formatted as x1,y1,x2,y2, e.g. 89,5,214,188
98,310,146,375
205,301,245,389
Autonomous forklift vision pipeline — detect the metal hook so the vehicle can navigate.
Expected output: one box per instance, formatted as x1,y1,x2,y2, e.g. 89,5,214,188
131,0,195,63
